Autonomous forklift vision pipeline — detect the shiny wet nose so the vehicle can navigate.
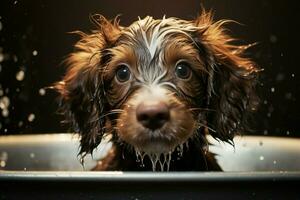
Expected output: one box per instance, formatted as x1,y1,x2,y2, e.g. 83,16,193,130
136,101,170,130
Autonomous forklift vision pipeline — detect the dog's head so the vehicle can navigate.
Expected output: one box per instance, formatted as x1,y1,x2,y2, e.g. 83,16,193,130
56,10,259,164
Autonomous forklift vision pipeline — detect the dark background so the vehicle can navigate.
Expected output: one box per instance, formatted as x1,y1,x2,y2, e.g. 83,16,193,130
0,0,298,137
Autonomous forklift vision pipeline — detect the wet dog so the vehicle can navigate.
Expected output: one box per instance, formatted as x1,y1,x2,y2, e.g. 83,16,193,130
55,9,259,171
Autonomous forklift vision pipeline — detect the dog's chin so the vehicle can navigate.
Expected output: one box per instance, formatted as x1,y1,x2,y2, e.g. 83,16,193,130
125,128,193,155
134,139,177,154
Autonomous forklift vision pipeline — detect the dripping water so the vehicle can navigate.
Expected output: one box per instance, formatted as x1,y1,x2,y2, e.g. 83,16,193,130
135,149,173,171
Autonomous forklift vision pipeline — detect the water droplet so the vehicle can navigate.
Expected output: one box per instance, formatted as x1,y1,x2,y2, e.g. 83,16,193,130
32,50,38,56
16,70,25,81
39,88,46,96
285,93,292,100
259,156,264,161
286,131,290,135
275,73,285,81
0,160,6,167
263,100,268,104
2,109,9,117
0,52,4,62
18,121,23,127
28,113,35,122
270,87,275,92
13,55,18,62
269,35,277,43
0,96,10,110
29,153,35,158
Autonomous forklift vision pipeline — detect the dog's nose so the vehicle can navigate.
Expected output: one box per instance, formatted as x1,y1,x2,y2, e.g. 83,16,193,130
136,101,170,130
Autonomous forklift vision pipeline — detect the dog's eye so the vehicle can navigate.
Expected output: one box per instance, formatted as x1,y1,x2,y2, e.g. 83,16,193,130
116,65,131,82
175,62,191,79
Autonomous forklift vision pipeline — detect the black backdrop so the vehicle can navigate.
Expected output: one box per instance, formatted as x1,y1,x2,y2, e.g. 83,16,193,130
0,0,298,137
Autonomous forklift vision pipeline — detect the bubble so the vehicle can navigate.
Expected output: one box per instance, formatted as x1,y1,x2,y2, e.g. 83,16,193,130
39,88,46,96
291,73,295,78
267,113,271,117
32,50,38,56
270,35,277,43
263,100,268,105
14,1,18,5
270,87,275,92
16,70,25,81
263,130,268,135
286,131,290,135
259,156,264,161
28,113,35,122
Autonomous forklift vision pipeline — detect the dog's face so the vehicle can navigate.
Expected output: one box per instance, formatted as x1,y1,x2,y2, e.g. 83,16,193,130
56,10,259,169
104,17,209,154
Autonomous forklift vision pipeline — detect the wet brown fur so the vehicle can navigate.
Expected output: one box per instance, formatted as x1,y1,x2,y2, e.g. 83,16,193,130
55,9,259,171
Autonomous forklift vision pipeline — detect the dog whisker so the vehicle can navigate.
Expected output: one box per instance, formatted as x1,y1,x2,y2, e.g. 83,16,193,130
88,110,124,124
189,107,216,112
197,121,216,133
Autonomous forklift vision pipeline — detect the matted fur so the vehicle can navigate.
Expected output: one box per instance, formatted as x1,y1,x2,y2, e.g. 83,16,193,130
55,9,259,171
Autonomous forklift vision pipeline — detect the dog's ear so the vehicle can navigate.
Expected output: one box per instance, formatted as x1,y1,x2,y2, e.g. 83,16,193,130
55,15,121,156
194,9,260,143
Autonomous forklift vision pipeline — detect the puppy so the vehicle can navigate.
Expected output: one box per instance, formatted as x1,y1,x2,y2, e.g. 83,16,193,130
55,9,259,171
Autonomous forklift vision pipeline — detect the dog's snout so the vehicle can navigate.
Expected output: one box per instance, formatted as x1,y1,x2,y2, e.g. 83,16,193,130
136,101,170,130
